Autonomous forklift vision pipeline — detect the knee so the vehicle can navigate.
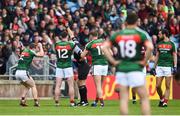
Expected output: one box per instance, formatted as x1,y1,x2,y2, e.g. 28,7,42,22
29,84,35,88
166,84,171,90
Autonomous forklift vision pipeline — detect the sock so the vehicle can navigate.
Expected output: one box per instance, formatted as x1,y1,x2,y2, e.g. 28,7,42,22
70,100,75,103
21,97,25,100
99,98,104,104
34,99,38,103
132,96,136,100
79,85,88,103
95,97,99,103
55,100,59,104
160,96,164,102
164,99,168,104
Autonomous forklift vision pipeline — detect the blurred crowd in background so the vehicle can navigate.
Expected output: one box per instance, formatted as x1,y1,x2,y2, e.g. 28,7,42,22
0,0,179,76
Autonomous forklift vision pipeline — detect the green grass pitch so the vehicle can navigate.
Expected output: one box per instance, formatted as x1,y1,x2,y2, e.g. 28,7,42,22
0,99,180,115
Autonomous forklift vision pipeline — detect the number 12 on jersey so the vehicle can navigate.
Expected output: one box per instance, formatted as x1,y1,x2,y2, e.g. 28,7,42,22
57,49,68,58
118,40,136,58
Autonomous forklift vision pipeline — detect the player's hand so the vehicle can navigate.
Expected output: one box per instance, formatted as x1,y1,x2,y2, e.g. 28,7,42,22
112,60,120,66
172,67,177,75
38,43,42,48
150,68,156,76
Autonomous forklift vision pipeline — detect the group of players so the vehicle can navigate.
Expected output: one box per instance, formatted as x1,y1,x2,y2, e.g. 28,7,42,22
14,11,179,115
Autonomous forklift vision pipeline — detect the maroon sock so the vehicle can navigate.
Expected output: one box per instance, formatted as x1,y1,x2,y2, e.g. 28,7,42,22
70,100,74,103
21,97,25,100
55,100,59,104
99,98,104,104
95,97,99,103
164,99,168,104
160,96,164,102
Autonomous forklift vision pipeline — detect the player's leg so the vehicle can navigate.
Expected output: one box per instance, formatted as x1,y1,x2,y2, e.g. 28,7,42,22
135,86,150,115
20,82,30,106
54,77,62,106
65,67,76,106
128,71,150,115
67,77,76,106
54,68,63,106
156,66,165,106
15,70,38,106
132,88,136,104
119,85,129,115
163,76,172,107
156,77,164,106
25,76,40,107
91,65,108,107
115,72,129,114
162,67,173,107
93,75,104,107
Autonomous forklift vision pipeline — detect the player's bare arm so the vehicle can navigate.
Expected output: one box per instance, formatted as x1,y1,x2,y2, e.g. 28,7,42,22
154,51,160,68
173,52,177,68
81,49,88,58
35,43,44,57
102,40,120,66
66,25,75,39
140,40,154,66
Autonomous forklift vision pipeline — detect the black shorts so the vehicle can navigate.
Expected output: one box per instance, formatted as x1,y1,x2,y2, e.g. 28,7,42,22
78,61,90,80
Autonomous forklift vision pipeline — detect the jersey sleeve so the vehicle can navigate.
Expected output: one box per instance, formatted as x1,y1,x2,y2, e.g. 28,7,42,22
136,27,151,42
110,32,118,45
171,41,177,53
30,49,36,56
85,41,91,51
141,31,151,43
69,41,76,49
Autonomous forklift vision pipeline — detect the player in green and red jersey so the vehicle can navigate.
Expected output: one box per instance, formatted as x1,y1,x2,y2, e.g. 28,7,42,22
154,29,177,107
81,32,108,107
54,31,82,107
15,43,44,107
102,12,153,115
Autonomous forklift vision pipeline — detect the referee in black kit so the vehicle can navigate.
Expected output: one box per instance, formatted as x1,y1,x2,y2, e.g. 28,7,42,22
66,23,90,106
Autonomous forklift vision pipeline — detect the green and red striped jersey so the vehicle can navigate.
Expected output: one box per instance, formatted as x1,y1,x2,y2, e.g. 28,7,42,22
157,40,176,67
110,27,151,72
55,41,75,68
17,48,36,70
85,39,108,65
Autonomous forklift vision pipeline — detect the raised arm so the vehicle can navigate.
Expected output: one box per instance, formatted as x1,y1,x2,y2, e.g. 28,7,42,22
35,43,44,57
65,22,75,39
81,49,88,59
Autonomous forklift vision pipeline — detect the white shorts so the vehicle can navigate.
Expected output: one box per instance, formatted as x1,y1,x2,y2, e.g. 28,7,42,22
156,66,172,77
92,65,108,76
116,71,145,88
15,70,30,82
56,67,74,78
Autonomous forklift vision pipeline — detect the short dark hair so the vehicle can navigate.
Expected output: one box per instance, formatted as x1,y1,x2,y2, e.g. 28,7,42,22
90,31,98,37
161,29,170,37
126,11,138,25
60,31,68,38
